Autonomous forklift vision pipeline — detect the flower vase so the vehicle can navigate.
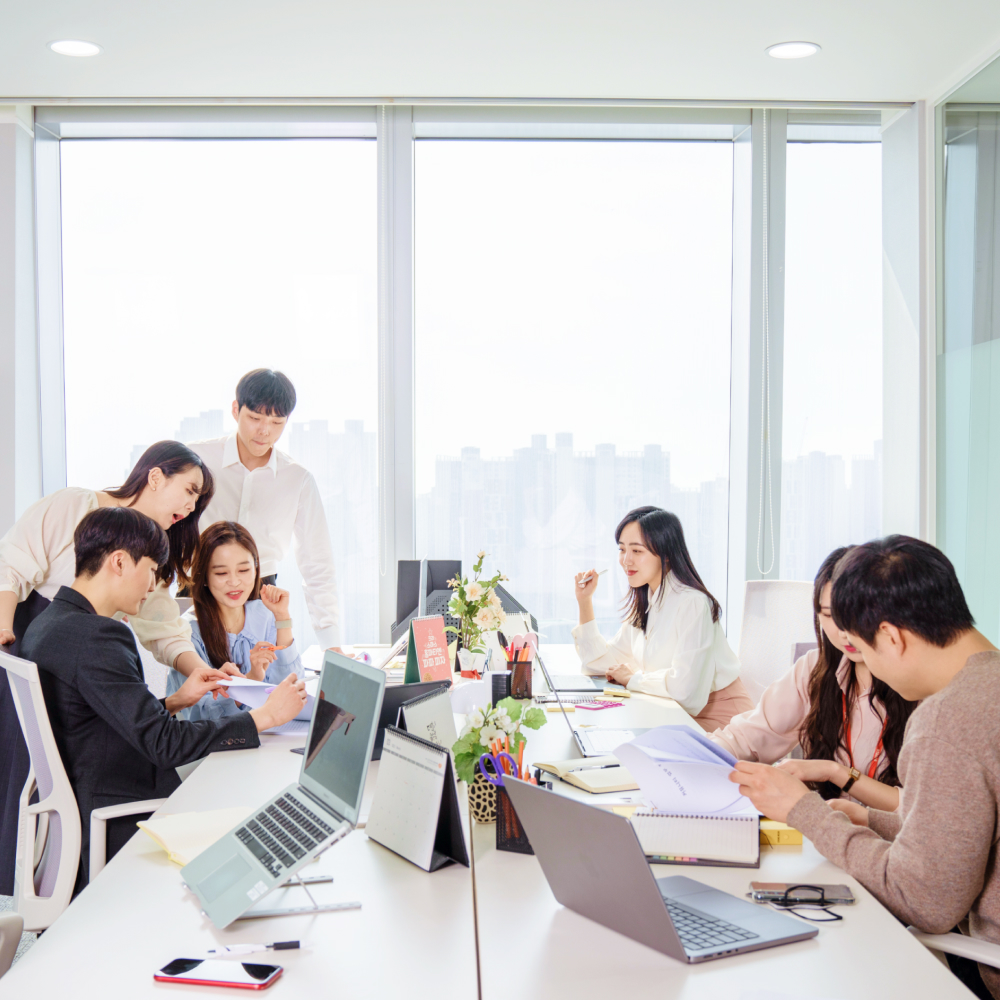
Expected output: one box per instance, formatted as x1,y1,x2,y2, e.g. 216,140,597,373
458,647,486,677
469,773,498,823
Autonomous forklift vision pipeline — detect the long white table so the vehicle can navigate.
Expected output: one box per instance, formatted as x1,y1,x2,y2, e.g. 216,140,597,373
472,662,975,1000
0,730,478,998
1,647,979,998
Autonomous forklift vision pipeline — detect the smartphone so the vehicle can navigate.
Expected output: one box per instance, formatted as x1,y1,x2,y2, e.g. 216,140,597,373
750,882,855,904
154,959,283,989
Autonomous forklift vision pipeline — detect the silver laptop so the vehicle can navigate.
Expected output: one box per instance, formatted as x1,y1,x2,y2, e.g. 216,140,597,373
180,651,386,928
537,652,648,757
536,652,606,693
503,778,817,961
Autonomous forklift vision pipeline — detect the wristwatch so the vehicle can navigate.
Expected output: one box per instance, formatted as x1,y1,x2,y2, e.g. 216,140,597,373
275,619,293,630
841,767,862,794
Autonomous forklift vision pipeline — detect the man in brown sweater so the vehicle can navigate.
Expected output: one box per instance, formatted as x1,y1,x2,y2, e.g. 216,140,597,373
731,536,1000,1000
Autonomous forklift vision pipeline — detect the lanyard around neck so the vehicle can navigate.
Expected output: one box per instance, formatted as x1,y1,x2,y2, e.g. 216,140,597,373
841,690,887,780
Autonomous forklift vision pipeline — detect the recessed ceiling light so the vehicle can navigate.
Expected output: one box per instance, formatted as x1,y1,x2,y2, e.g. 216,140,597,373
766,41,821,59
49,40,103,57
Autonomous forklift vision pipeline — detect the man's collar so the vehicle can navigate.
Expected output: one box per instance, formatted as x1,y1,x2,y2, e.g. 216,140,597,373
55,586,97,615
222,432,279,475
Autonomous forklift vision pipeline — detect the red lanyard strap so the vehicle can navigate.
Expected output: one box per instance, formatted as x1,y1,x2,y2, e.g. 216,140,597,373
841,690,888,780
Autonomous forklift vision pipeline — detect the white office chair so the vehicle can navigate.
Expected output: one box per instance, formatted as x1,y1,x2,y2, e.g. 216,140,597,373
909,926,1000,972
0,912,24,978
2,650,165,932
738,580,816,705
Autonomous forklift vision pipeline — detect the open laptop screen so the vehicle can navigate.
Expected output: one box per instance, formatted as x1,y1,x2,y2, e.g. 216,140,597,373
299,652,385,825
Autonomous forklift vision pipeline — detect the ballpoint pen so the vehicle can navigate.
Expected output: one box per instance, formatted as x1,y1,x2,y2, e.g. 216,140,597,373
206,941,300,957
577,569,608,587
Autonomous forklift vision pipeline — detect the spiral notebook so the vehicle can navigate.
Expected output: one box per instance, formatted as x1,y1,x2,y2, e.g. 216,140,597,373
365,727,469,872
629,810,760,868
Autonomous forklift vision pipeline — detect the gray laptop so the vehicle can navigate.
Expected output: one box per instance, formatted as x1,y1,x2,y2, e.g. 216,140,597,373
504,778,817,961
180,652,386,928
537,652,648,757
536,652,605,693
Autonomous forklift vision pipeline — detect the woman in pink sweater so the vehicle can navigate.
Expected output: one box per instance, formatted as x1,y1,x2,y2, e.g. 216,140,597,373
711,546,917,810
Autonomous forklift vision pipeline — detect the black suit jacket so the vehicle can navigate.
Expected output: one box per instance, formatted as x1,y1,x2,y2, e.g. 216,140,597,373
21,587,259,890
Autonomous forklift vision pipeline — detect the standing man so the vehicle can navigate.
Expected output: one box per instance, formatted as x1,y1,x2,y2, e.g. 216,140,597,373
190,369,341,649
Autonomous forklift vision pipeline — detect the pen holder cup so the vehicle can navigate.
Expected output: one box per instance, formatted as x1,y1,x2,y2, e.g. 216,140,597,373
510,659,533,700
491,671,511,707
496,784,533,854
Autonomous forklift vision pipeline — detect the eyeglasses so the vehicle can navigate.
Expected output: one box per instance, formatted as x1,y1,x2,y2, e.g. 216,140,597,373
766,884,844,922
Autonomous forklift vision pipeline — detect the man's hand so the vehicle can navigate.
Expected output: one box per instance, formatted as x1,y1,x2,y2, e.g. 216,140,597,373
829,799,870,827
606,662,636,687
0,628,15,646
164,666,232,715
775,757,846,787
730,761,810,823
248,641,277,681
250,674,307,732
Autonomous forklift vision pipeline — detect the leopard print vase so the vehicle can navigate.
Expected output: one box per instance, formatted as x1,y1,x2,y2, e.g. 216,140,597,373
469,773,497,823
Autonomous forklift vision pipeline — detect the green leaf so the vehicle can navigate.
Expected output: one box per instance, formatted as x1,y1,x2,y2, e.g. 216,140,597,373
452,732,480,756
521,707,547,730
454,751,480,785
497,697,523,722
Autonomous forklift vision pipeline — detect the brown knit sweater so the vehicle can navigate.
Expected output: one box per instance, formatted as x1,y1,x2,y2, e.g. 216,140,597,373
788,651,1000,998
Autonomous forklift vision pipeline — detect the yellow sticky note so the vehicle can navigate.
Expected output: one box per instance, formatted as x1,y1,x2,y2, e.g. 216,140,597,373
547,703,574,712
760,819,803,846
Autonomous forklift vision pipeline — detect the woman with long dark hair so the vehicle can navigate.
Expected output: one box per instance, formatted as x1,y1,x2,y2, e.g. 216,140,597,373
710,546,917,809
168,521,302,721
574,506,753,730
0,440,229,895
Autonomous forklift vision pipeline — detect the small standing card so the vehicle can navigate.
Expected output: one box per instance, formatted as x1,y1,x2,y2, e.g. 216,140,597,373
403,615,452,685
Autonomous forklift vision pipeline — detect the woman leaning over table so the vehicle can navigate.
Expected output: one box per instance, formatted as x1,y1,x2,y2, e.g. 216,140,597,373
573,505,753,732
709,546,917,811
0,440,235,895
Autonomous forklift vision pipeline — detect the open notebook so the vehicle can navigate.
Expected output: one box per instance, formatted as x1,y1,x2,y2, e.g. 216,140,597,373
137,807,257,866
629,810,760,868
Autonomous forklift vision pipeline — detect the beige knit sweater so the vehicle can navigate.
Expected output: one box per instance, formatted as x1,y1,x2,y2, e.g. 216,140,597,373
788,651,1000,998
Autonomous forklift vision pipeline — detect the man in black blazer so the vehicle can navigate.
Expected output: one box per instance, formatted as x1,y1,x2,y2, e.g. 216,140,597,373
20,506,306,893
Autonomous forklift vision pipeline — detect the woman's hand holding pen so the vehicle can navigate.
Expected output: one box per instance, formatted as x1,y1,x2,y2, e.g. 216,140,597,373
248,642,277,682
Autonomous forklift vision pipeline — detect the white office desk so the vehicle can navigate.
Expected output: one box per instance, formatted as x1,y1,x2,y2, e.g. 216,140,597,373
473,675,975,1000
1,732,478,999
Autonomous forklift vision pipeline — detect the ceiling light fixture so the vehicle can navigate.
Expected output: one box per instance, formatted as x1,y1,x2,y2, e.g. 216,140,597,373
766,41,820,59
49,40,103,57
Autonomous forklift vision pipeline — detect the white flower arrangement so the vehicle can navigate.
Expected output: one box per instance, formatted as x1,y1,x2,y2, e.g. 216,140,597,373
446,551,508,654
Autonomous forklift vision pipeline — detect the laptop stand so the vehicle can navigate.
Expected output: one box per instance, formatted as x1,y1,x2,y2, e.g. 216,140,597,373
235,872,362,921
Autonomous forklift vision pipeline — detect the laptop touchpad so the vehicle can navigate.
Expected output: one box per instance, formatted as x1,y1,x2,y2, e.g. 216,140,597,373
199,854,251,902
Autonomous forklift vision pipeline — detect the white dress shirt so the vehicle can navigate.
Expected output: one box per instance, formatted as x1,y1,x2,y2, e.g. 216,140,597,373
190,434,340,647
0,487,195,666
572,572,741,715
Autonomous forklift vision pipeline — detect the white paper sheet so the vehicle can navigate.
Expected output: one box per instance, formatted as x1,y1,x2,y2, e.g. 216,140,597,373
614,725,755,816
217,676,317,721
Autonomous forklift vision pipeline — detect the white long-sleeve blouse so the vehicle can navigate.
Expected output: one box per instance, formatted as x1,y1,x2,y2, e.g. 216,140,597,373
572,572,741,715
0,487,196,666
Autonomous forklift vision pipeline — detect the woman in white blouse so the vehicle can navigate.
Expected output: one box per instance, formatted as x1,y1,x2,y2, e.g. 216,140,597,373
573,506,753,731
0,440,226,895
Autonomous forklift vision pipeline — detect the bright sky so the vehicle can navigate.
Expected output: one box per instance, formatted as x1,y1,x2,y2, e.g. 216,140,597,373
60,139,378,490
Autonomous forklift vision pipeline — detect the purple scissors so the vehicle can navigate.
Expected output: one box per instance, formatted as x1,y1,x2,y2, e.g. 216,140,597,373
478,752,519,786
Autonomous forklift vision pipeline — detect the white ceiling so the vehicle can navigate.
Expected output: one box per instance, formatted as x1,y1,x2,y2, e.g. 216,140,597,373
3,0,1000,104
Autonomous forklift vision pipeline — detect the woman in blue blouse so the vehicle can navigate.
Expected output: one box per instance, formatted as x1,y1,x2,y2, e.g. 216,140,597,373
168,521,303,721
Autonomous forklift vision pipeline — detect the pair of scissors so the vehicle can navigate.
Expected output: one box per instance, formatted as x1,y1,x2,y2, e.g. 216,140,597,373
477,752,519,786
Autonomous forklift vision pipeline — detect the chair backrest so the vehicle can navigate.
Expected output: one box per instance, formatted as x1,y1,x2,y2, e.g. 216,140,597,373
1,650,81,933
738,581,816,705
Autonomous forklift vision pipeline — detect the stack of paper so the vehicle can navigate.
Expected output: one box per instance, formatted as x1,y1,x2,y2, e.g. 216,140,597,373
137,807,256,865
615,726,755,816
216,675,317,721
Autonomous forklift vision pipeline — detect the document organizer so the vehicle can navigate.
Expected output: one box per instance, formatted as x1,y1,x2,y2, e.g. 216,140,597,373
365,727,469,872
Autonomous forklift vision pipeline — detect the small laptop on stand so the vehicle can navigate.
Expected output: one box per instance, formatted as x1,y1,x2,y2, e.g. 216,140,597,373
181,651,386,928
504,778,817,961
537,652,648,757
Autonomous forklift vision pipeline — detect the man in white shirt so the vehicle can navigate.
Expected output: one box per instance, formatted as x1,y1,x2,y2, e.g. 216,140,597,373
189,369,341,648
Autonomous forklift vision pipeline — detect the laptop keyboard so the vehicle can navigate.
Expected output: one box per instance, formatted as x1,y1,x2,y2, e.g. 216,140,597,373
235,793,337,879
664,898,759,952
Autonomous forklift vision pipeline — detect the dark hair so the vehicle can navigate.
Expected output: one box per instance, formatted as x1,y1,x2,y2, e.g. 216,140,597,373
830,535,974,647
105,441,215,589
192,521,262,669
615,506,721,631
799,546,918,799
74,506,169,579
236,369,296,418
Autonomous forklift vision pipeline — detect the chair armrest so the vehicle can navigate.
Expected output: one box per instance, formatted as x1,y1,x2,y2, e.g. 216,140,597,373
908,926,1000,970
89,799,168,880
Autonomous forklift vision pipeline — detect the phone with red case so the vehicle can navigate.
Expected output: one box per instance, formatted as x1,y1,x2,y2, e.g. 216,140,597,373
154,958,283,989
